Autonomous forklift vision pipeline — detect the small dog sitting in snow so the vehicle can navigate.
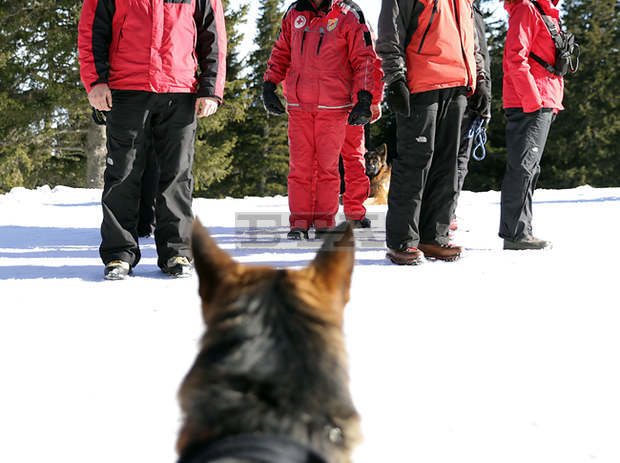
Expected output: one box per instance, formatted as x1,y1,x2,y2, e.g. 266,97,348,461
176,220,360,463
364,144,391,206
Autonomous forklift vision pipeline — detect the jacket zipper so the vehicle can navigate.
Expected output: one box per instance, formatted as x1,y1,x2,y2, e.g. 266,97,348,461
452,0,471,88
317,28,325,55
301,27,309,54
418,0,438,54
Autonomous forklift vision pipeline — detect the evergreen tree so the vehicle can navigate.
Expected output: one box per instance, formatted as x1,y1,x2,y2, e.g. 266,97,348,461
193,1,251,196
211,0,289,198
0,0,89,193
542,0,619,188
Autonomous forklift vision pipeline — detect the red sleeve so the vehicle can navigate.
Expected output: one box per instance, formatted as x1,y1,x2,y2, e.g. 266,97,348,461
345,15,379,101
504,3,543,113
78,0,115,93
264,12,292,85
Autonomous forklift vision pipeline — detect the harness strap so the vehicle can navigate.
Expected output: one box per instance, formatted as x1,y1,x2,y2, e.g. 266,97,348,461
528,1,564,75
177,434,329,463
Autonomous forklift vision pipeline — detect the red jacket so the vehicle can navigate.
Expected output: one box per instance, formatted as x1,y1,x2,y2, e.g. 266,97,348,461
377,0,477,95
78,0,226,99
264,0,383,111
503,0,564,112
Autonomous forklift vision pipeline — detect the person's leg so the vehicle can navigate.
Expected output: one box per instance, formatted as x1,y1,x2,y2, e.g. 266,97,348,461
499,108,554,241
313,111,349,230
150,93,197,269
386,90,438,250
100,90,152,267
287,110,316,231
419,87,467,245
341,124,370,221
137,124,159,238
456,109,476,201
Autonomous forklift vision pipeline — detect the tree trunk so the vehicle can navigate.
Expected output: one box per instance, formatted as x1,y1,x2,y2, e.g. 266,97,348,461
85,119,107,188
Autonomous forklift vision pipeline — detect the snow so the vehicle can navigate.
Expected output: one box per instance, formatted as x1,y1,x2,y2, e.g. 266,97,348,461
1,185,619,463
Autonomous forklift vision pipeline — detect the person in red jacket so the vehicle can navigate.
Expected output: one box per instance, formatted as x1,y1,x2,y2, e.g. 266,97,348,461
377,0,486,265
500,0,564,250
262,0,379,240
78,0,226,279
340,35,385,228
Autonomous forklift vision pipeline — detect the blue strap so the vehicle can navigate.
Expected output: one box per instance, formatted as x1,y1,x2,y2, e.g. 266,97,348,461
467,117,488,161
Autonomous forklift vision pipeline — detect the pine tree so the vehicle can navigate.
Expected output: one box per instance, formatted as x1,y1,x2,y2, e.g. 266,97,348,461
541,0,619,188
211,0,289,198
193,1,251,197
0,0,89,192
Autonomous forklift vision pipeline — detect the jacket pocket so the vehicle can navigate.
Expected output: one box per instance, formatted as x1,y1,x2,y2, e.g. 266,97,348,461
284,71,300,105
317,74,352,109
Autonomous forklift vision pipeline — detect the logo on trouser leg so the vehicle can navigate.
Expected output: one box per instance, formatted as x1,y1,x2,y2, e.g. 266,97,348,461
107,157,114,166
416,136,427,143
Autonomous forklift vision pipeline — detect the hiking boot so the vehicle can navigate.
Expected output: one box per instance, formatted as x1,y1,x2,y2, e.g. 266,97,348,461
162,256,193,278
104,260,132,280
287,228,309,240
386,247,424,266
351,217,371,229
418,243,462,262
503,236,551,250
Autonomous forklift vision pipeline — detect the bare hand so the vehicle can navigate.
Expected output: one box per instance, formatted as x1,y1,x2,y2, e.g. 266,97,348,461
195,97,219,118
88,84,112,111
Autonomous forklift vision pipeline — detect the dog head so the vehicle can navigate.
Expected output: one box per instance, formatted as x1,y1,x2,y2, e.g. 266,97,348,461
177,221,360,463
364,144,388,178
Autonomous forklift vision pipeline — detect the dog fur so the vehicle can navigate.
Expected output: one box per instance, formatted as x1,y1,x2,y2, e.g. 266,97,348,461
177,221,361,463
363,144,391,206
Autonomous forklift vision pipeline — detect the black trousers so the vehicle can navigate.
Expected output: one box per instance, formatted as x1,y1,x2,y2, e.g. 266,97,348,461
386,87,467,250
137,128,159,238
100,90,196,268
499,108,554,240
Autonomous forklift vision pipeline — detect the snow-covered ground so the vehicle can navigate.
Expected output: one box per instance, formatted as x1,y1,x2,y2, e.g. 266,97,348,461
1,185,619,463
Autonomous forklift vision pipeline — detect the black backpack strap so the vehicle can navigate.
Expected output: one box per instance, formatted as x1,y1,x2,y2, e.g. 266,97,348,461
529,0,563,74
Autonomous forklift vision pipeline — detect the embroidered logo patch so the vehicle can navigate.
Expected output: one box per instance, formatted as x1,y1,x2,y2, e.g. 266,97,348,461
416,136,427,143
327,18,338,31
294,15,307,29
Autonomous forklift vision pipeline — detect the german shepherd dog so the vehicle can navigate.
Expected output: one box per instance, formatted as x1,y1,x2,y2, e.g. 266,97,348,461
363,144,391,206
176,221,361,463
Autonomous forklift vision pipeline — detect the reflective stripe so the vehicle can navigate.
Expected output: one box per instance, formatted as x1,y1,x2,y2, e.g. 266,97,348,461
317,104,354,109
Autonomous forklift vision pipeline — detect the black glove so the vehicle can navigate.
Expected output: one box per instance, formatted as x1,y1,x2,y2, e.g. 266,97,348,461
348,91,373,126
469,81,491,119
385,79,411,117
91,107,108,125
262,81,286,115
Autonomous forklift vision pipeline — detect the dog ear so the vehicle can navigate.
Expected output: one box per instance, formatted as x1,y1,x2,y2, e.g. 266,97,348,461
192,219,238,305
378,143,387,160
307,221,355,310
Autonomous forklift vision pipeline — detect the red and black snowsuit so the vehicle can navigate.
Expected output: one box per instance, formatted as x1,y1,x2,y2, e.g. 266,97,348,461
78,0,226,270
341,50,384,222
264,0,379,230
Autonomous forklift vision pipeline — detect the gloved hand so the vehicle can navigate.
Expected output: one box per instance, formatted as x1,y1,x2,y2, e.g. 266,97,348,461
469,81,491,119
385,79,410,117
262,81,286,115
348,91,373,126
